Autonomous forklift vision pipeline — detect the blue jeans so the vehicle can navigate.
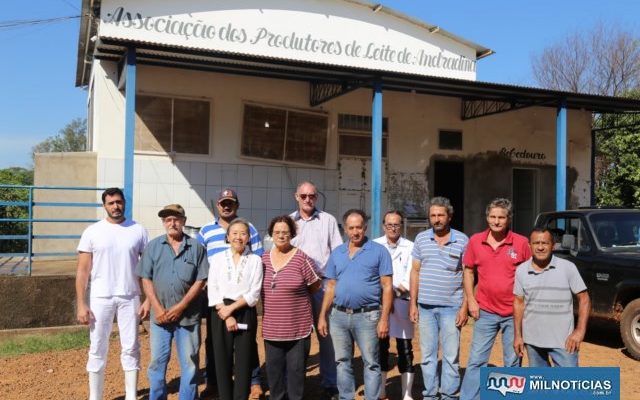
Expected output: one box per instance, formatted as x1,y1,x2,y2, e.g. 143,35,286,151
418,304,461,400
329,308,381,400
525,344,578,367
312,283,337,389
460,310,520,400
148,322,200,400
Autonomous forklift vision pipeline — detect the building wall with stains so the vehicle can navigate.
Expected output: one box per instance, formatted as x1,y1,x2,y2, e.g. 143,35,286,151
86,62,592,237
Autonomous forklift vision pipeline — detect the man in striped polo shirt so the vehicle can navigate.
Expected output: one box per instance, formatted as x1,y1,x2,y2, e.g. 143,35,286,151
513,228,590,367
197,188,264,399
409,196,469,400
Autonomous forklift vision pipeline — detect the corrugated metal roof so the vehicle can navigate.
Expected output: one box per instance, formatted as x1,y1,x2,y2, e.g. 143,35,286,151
77,1,640,114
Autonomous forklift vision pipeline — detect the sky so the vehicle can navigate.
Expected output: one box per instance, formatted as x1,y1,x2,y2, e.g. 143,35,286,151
1,0,639,170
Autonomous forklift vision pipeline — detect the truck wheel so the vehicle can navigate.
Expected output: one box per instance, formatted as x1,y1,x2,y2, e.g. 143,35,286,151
620,299,640,360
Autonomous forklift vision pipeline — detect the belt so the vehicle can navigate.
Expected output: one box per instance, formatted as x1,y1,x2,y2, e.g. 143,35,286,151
333,304,379,314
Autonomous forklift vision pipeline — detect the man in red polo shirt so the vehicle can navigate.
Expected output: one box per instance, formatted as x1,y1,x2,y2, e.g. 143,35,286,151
459,198,531,400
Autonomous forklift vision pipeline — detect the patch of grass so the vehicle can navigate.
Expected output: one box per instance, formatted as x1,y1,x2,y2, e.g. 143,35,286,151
0,330,89,358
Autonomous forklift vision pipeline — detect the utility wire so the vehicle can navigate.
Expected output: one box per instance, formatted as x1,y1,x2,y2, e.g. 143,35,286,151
0,15,80,30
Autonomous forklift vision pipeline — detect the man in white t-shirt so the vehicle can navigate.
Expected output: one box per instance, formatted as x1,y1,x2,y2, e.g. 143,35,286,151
76,187,149,400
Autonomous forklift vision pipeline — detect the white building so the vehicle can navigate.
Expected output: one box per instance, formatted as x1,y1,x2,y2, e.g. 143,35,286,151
50,0,640,239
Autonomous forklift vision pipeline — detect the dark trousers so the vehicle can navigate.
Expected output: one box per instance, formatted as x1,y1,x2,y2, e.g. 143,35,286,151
264,336,311,400
211,300,258,400
379,337,415,373
204,303,217,388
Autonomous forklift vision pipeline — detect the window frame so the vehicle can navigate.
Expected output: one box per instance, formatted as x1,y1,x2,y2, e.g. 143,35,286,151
239,101,329,167
134,92,212,157
337,113,389,159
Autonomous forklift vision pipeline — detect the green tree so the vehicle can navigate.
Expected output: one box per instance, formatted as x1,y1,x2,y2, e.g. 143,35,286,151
31,118,87,162
594,90,640,207
0,167,33,253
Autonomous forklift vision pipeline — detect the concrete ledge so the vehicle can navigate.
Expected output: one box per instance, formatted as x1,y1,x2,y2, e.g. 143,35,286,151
0,324,86,340
0,276,76,330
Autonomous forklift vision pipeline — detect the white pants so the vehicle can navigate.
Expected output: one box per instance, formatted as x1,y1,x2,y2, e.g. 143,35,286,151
87,295,140,372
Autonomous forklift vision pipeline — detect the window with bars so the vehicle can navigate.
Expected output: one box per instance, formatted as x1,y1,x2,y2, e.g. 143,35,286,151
241,103,328,166
135,94,210,154
338,114,389,158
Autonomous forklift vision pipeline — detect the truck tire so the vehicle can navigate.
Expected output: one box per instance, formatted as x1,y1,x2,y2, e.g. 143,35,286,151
620,299,640,360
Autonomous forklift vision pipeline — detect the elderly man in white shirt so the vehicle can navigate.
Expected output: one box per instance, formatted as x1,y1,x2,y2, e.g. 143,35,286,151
289,181,343,400
374,210,416,400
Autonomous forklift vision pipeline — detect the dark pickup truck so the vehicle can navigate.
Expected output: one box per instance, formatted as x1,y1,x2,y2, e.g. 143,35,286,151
534,208,640,360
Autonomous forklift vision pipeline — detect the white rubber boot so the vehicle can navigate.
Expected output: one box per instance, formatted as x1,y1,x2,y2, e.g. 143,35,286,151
379,371,388,399
124,369,138,400
401,372,415,400
89,370,105,400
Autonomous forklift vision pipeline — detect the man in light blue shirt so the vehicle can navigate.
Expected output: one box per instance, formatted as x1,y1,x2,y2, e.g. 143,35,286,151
318,209,393,400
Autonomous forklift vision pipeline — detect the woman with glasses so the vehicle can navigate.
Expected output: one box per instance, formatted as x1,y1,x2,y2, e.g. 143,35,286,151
261,215,322,400
208,218,263,400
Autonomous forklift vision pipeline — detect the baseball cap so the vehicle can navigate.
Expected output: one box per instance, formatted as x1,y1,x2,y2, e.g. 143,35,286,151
218,188,238,203
158,204,186,218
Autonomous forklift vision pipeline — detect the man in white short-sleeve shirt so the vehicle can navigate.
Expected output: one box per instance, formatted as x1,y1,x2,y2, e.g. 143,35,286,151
76,188,149,400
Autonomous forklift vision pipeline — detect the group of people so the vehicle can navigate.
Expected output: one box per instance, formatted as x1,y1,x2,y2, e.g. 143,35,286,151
76,183,591,400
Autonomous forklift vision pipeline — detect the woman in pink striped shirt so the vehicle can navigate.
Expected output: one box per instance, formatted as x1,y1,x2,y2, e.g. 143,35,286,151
261,215,322,400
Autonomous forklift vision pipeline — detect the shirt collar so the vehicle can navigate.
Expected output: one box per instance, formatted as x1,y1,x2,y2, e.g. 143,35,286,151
161,234,191,252
526,255,557,274
293,209,320,221
337,236,371,253
427,228,457,244
481,228,515,245
391,237,410,248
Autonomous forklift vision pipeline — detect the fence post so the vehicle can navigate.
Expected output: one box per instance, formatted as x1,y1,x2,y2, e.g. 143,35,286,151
28,187,33,276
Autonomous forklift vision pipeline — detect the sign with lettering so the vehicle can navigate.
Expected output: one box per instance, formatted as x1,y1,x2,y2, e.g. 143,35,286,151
499,147,547,161
99,0,478,80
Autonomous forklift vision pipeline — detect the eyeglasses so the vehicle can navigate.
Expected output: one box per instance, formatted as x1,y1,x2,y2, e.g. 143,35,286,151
298,193,317,200
218,200,236,208
384,224,402,230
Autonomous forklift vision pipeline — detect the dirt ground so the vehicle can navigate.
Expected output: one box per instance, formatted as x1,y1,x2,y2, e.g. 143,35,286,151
1,320,638,400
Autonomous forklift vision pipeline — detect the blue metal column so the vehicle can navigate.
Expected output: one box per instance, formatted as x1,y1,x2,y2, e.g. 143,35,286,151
124,47,137,221
556,100,567,211
27,187,33,276
371,80,383,237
